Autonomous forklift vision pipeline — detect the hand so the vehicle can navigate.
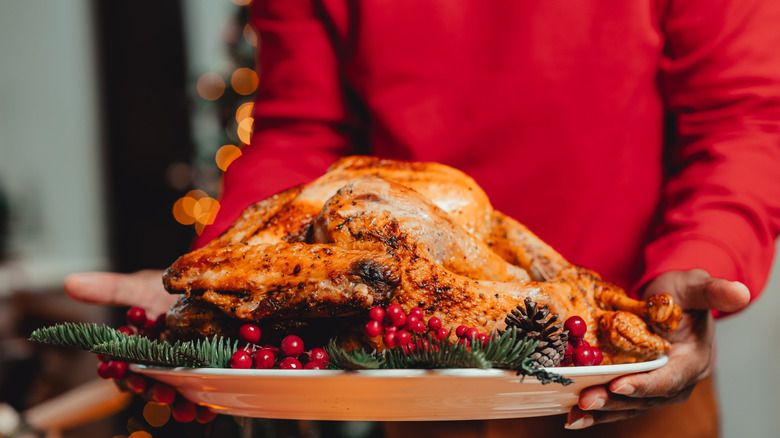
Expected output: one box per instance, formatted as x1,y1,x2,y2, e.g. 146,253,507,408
64,270,177,318
566,269,750,429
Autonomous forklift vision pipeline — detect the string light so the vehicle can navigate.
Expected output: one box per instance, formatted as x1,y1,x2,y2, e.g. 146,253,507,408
235,101,254,123
231,68,259,95
237,117,254,144
243,23,257,47
173,190,220,233
216,144,243,171
142,402,171,428
196,72,226,101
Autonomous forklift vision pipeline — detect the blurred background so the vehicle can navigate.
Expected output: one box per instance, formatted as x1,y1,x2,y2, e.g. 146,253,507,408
0,1,777,437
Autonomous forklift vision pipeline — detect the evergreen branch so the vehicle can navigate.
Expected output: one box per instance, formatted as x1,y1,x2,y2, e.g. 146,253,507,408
92,338,201,367
383,334,492,369
29,323,130,351
516,359,574,386
325,338,385,370
178,336,239,368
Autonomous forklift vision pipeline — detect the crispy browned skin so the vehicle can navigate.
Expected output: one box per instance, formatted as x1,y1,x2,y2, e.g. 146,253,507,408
164,156,680,363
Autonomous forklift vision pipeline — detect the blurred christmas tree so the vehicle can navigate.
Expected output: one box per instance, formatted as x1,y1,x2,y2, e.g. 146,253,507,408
173,2,258,235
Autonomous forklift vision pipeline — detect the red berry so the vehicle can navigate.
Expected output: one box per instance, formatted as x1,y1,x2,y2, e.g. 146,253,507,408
108,360,129,379
571,337,590,349
385,303,404,318
369,307,385,321
97,361,112,379
564,316,588,338
230,350,253,369
126,307,147,328
123,373,148,393
435,327,449,341
196,405,217,424
304,360,326,369
395,329,411,346
389,312,407,328
365,320,383,337
384,325,397,334
280,335,305,357
409,307,424,319
117,326,135,336
573,346,597,366
427,317,442,331
479,333,489,345
253,348,276,369
171,399,197,423
383,330,397,347
411,320,427,333
148,383,176,404
279,357,302,369
564,342,573,357
464,327,480,341
591,347,603,365
455,325,468,338
308,347,329,363
239,324,262,344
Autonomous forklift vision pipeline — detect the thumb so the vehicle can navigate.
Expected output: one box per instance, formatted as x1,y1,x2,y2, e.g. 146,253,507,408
678,277,750,313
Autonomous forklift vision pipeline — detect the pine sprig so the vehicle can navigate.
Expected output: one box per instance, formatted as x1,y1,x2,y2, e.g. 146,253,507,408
325,330,572,385
29,322,237,368
325,338,385,370
92,338,197,367
29,323,130,350
384,334,492,369
178,336,239,368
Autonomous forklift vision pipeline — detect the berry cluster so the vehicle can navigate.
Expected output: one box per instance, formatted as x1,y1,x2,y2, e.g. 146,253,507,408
561,316,603,366
97,306,164,381
98,306,216,424
229,324,330,370
364,304,449,348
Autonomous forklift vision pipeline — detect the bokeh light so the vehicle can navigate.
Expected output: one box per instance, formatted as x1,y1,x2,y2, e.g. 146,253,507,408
243,23,257,47
232,0,253,5
197,72,226,101
129,431,153,438
231,68,259,95
216,144,243,171
173,190,219,232
237,117,254,144
235,101,254,124
142,401,171,428
173,196,198,226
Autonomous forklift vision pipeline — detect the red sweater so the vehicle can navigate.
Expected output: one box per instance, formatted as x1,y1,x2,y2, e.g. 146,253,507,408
196,0,780,305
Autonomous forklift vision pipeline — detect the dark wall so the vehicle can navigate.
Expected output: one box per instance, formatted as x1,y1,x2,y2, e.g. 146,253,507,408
92,1,196,272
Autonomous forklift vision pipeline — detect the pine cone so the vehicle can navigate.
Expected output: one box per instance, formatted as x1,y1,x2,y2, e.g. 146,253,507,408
505,297,568,367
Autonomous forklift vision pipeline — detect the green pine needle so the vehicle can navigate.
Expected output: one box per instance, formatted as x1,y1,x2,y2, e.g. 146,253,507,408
29,322,130,350
29,322,237,368
325,338,385,370
326,330,572,385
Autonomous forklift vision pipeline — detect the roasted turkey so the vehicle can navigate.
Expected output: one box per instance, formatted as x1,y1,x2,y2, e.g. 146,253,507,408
163,156,681,364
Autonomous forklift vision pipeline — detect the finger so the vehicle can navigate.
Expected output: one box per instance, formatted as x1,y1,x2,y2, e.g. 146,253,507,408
608,343,712,399
680,278,750,313
64,270,174,316
566,406,646,429
579,383,695,413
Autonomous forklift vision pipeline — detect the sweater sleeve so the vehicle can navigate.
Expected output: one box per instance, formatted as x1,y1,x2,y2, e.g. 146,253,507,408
637,0,780,305
193,0,356,248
